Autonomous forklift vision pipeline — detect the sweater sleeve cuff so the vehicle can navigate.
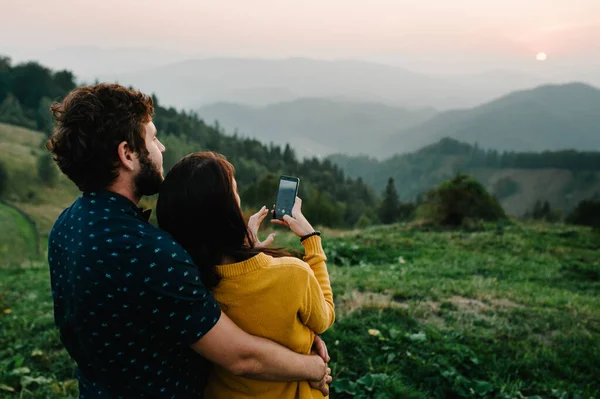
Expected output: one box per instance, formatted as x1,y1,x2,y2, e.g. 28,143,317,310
301,235,325,256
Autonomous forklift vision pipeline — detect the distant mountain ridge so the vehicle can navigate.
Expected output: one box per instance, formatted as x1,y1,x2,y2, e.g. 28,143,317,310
381,82,600,156
98,57,548,110
199,98,436,158
199,82,600,159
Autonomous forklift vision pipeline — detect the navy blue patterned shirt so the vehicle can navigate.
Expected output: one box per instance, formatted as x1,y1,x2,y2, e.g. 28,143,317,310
48,190,221,398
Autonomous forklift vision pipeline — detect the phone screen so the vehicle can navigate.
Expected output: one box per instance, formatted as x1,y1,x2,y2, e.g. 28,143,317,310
274,176,299,220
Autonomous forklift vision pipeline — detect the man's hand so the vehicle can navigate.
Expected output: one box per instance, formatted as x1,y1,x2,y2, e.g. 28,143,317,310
312,335,330,363
309,367,332,396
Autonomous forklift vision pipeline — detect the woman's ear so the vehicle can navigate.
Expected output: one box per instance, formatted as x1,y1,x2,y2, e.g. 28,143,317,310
117,141,136,171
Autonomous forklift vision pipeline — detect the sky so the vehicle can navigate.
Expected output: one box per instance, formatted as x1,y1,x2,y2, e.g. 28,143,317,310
1,0,600,73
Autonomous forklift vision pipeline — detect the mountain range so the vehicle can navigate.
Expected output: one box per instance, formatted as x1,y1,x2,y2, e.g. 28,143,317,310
98,57,550,110
199,82,600,158
199,99,435,158
380,82,600,157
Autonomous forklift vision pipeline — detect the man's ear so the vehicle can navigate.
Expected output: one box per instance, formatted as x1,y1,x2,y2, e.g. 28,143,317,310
117,141,136,171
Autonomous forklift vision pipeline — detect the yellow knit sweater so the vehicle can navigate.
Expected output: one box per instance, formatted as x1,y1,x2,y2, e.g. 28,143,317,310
204,235,335,399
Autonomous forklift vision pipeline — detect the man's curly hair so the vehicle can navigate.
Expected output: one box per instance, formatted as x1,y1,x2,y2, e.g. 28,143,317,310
46,83,154,191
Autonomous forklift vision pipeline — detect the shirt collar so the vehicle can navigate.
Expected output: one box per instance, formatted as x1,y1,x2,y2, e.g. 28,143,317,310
83,190,152,222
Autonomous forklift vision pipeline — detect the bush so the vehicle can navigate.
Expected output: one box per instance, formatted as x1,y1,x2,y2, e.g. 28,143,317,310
37,153,58,187
416,173,506,227
566,198,600,228
354,214,373,229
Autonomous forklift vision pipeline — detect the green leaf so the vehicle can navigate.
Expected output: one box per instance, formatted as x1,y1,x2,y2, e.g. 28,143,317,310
472,380,494,396
389,328,401,339
386,353,397,364
31,349,44,357
406,332,427,342
21,375,53,388
0,384,15,393
331,378,357,395
10,367,31,375
357,374,375,391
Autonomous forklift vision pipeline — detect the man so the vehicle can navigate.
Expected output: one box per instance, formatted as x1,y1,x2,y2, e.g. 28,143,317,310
46,83,331,398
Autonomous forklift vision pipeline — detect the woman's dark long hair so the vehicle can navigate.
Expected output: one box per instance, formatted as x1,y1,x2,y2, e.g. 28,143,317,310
156,152,290,291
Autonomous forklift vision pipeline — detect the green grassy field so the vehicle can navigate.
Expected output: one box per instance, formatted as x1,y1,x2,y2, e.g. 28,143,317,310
1,123,599,398
0,202,39,266
1,222,599,398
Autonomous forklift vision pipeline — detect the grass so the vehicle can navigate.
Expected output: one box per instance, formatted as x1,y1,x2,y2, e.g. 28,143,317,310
1,123,598,398
0,123,80,237
1,222,599,398
0,202,39,266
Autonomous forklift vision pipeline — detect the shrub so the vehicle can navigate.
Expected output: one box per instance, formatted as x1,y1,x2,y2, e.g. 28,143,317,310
37,153,58,187
566,198,600,228
416,173,506,227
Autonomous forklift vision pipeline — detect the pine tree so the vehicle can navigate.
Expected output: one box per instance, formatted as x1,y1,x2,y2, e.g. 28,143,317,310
36,97,54,135
282,143,296,166
379,177,400,224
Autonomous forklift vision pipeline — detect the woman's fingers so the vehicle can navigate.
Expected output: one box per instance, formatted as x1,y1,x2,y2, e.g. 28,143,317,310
291,197,302,217
270,219,288,226
255,232,276,249
262,233,276,247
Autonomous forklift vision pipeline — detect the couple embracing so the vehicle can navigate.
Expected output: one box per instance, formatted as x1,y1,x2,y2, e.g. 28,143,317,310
46,83,335,398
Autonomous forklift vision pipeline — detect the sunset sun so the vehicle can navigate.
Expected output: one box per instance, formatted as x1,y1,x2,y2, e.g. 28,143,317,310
536,52,548,61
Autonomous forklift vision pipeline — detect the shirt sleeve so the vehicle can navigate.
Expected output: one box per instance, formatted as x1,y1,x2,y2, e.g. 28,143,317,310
136,238,221,346
298,236,335,334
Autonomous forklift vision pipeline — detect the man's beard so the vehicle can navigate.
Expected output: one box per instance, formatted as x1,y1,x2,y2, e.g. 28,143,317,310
134,152,163,197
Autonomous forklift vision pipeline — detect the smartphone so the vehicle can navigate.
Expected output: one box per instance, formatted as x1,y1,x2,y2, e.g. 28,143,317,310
274,175,300,220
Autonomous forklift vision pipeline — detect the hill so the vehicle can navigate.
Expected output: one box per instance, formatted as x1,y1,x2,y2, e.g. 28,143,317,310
0,201,39,265
330,137,600,217
198,99,435,158
380,83,600,156
98,57,541,110
0,123,80,236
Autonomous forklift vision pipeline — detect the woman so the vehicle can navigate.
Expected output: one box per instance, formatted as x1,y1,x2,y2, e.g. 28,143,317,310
156,151,335,398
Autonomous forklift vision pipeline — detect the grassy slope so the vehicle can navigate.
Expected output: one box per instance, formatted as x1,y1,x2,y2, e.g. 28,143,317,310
1,223,599,398
471,168,600,217
0,123,80,237
0,202,39,266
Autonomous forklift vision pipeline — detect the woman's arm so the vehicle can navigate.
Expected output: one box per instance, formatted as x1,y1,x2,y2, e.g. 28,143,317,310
298,235,335,334
270,197,335,333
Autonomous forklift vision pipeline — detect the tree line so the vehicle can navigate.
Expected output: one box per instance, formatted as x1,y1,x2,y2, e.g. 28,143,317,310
2,56,598,229
433,138,600,172
0,56,378,228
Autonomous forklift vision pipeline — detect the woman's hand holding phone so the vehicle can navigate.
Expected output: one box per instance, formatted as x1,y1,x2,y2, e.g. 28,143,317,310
271,197,315,237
